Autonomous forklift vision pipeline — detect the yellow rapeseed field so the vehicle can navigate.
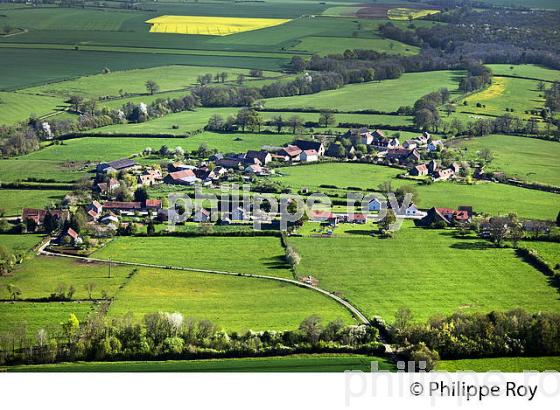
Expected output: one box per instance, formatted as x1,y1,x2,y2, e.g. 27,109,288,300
387,8,440,21
145,15,291,36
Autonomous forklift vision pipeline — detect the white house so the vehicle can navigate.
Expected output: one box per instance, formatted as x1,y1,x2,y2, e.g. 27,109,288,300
388,138,400,149
300,149,319,163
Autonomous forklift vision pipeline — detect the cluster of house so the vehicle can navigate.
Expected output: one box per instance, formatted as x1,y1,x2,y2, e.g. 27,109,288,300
409,159,462,181
416,206,472,227
341,128,444,165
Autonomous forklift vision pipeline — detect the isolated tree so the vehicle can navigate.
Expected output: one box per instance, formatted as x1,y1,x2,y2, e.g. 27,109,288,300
206,113,225,131
68,95,84,112
478,148,494,164
236,74,246,85
147,220,155,236
0,246,16,276
249,69,263,78
487,216,510,246
287,115,304,134
84,283,97,300
537,81,546,92
145,80,160,95
318,110,336,127
285,245,301,268
271,115,284,133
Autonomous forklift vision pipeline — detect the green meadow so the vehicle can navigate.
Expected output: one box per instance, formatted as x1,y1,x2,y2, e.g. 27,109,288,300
458,76,545,120
93,236,294,279
108,268,355,332
4,354,395,372
453,134,560,186
273,162,406,191
24,66,282,99
262,71,463,112
290,36,419,56
0,301,95,335
0,91,68,125
288,223,560,322
486,64,560,82
0,158,89,183
23,133,294,162
520,241,560,269
0,234,43,254
437,356,560,372
0,256,134,300
0,189,68,216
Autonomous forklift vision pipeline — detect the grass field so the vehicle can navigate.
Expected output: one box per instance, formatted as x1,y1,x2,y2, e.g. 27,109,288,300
290,36,419,56
0,301,95,335
486,64,560,82
24,133,294,162
0,91,67,124
0,159,89,183
0,189,68,216
93,236,294,279
0,256,134,300
23,66,282,99
146,15,291,36
263,71,463,112
520,241,560,269
288,222,560,322
479,0,560,9
108,268,354,331
4,354,394,372
0,234,43,254
458,76,545,120
453,134,560,186
437,356,560,372
416,181,559,220
273,163,406,191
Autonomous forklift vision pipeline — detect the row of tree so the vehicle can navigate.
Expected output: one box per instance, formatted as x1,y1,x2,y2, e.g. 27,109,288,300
0,312,383,366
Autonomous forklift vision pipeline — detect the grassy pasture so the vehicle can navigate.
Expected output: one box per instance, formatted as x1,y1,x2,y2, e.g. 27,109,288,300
0,159,89,183
452,134,560,186
437,356,560,372
24,66,282,99
478,0,560,9
25,132,294,162
416,182,559,220
263,71,463,112
0,91,68,125
273,163,406,191
93,236,294,279
4,354,394,372
290,36,419,56
0,189,67,216
458,76,545,120
108,268,354,331
0,234,43,254
0,301,95,335
486,64,560,82
0,256,133,300
288,223,560,322
520,241,560,269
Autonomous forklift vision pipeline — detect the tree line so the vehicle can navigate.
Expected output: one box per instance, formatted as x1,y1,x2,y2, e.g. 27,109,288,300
0,312,383,366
